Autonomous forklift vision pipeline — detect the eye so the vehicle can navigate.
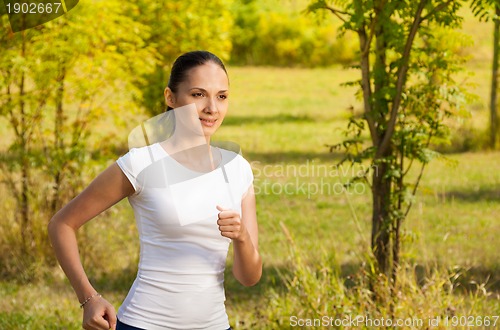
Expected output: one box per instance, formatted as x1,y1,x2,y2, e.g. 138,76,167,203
218,94,228,100
191,92,204,97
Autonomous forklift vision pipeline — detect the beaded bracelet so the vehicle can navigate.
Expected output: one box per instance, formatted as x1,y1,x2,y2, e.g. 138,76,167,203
79,293,102,308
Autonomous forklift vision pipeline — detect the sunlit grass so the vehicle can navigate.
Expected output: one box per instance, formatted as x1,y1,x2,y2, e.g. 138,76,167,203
1,42,500,330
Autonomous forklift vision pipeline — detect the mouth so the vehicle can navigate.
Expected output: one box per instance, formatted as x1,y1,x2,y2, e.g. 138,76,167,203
199,117,217,127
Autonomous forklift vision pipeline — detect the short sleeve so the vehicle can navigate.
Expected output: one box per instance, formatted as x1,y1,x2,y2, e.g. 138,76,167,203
116,145,159,194
240,156,254,193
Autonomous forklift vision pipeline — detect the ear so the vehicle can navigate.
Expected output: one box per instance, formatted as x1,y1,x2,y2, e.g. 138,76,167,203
164,87,176,109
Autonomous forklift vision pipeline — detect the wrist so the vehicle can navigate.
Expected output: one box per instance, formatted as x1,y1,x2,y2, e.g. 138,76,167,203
74,280,97,304
234,228,251,244
79,292,101,309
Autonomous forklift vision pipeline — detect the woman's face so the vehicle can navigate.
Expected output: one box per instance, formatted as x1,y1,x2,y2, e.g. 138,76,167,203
165,62,229,138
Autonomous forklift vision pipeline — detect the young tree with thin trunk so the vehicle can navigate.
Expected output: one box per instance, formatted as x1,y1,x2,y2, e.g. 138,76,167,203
308,0,469,291
0,1,156,273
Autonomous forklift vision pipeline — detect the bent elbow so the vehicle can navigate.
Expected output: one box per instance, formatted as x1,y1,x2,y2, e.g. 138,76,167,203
47,213,69,242
241,277,261,287
237,268,262,287
47,216,59,242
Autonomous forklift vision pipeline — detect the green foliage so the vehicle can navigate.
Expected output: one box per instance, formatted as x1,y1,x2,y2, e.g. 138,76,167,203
471,0,500,22
0,0,498,325
0,0,156,279
0,64,498,328
309,0,474,285
132,0,235,115
230,0,357,67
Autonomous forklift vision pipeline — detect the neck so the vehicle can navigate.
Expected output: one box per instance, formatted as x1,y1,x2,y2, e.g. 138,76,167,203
167,130,208,151
162,132,216,169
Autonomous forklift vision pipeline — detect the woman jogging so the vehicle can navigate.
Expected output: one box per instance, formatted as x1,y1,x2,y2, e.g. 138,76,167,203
48,50,262,330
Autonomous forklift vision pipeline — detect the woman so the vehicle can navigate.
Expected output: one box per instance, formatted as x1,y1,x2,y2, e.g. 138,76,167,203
48,51,262,330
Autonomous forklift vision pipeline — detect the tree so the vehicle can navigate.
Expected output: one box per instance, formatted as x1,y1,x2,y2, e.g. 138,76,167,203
229,0,357,67
0,0,156,271
471,0,500,149
308,0,469,289
132,0,234,115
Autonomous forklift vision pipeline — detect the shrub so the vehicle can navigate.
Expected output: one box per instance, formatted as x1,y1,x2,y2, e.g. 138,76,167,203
230,1,357,67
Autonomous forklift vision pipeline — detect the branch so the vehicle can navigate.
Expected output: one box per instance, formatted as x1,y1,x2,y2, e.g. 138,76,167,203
421,0,454,22
25,88,50,144
403,162,426,219
403,157,414,176
6,87,21,139
0,158,20,198
358,26,378,146
375,0,428,159
403,123,436,218
321,5,350,23
362,14,377,57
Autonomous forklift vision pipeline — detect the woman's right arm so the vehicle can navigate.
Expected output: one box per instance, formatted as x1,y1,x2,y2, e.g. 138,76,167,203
48,163,134,330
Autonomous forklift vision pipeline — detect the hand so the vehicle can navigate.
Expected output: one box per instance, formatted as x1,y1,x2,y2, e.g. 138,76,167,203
82,295,117,330
216,205,247,242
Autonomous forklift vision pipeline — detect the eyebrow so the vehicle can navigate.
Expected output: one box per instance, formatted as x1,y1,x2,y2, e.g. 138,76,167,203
189,87,228,93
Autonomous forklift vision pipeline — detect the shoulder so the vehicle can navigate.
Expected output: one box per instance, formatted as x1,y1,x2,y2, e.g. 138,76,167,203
126,143,164,158
116,144,166,179
120,143,165,161
218,148,254,190
219,148,251,168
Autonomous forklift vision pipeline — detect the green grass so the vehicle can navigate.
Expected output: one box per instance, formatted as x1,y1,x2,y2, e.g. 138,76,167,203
2,21,500,329
1,63,499,328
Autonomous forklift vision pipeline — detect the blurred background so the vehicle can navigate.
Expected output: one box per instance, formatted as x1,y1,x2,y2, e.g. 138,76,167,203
0,0,499,328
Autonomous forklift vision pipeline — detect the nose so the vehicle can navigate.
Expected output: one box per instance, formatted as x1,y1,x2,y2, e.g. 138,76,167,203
203,97,218,114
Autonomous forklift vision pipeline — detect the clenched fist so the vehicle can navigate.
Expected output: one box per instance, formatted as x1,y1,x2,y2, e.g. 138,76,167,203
216,205,247,242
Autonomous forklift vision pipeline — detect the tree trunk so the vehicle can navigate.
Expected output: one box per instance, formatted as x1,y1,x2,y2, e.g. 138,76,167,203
392,142,404,285
19,32,32,251
371,155,393,276
490,6,500,149
51,65,66,214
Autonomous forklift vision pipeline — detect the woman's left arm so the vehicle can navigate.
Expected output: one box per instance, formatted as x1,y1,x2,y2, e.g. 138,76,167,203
217,184,262,286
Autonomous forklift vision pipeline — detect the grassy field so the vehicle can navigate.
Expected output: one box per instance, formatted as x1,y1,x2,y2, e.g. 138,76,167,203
1,14,500,328
0,64,499,329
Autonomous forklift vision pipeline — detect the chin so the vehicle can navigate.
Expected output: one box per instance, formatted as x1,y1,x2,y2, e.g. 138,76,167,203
203,125,220,136
202,129,215,138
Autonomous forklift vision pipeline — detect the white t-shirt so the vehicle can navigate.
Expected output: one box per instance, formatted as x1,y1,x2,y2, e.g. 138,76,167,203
115,143,253,330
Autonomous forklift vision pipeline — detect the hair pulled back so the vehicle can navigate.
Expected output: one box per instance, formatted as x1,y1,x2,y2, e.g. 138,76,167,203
166,51,228,111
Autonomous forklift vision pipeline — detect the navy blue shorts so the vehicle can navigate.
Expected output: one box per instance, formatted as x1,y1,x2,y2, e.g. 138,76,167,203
116,319,144,330
116,319,232,330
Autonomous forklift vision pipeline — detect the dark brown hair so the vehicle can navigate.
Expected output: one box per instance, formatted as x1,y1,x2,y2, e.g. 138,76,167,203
166,51,228,110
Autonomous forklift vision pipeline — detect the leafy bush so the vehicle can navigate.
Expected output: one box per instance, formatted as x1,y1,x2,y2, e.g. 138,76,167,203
230,0,357,67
